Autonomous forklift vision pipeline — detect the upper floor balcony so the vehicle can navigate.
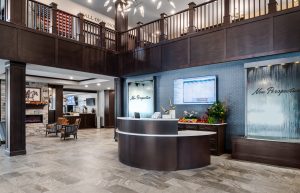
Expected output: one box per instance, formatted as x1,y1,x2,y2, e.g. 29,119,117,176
1,0,299,53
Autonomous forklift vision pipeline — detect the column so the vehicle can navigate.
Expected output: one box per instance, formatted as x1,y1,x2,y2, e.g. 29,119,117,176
188,2,196,33
99,22,106,48
136,22,143,48
8,0,26,25
114,78,124,141
55,85,63,121
159,13,167,42
115,0,128,51
50,2,58,35
77,13,85,43
268,0,278,14
5,61,26,156
223,0,231,25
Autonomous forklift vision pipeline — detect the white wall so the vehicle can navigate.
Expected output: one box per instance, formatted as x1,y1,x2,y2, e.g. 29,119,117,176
36,0,115,29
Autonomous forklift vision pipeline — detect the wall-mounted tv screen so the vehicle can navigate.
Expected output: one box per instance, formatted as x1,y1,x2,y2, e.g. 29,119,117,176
66,96,77,106
86,98,95,106
174,76,217,104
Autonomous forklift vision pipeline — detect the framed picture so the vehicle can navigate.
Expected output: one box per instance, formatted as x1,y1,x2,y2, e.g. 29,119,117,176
25,88,41,102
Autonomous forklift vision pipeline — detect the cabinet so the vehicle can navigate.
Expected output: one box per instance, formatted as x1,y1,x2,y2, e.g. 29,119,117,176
178,123,226,155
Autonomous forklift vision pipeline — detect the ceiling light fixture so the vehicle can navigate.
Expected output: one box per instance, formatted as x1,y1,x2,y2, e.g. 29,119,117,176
104,0,176,17
107,87,111,90
70,76,74,80
97,83,101,86
87,0,92,3
85,85,89,88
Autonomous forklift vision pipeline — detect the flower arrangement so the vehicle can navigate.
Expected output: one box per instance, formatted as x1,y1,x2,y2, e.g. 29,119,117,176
178,101,228,124
207,101,228,123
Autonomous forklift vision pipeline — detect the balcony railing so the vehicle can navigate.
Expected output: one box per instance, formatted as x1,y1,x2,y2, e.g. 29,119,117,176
0,0,8,21
2,0,298,52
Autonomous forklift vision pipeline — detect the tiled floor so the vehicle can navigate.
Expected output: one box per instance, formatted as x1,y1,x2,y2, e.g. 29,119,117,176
0,129,300,193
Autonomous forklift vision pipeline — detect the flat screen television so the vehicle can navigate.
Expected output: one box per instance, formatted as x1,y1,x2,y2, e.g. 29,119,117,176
174,76,217,104
86,98,95,106
66,96,77,106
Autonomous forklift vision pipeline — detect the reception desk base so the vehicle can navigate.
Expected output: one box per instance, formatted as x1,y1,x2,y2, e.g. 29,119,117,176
117,130,214,171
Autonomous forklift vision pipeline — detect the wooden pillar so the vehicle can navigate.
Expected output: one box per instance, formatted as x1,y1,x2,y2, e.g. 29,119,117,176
115,0,128,51
159,13,167,42
5,61,26,156
8,0,26,25
50,2,58,35
114,78,125,141
55,85,63,121
223,0,231,25
99,21,106,48
268,0,278,14
136,21,143,48
188,2,196,33
77,13,85,43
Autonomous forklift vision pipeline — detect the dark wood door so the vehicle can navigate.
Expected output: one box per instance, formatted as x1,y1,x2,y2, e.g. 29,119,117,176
104,90,115,128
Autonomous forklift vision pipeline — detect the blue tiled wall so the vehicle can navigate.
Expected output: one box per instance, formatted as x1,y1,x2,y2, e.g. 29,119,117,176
124,52,300,150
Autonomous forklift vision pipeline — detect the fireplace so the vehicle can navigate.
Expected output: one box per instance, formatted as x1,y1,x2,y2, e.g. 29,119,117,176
25,115,43,124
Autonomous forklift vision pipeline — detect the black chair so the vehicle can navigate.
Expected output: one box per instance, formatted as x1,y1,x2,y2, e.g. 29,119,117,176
0,122,6,145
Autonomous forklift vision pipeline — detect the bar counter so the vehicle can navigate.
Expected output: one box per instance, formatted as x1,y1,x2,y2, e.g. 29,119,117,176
117,117,215,171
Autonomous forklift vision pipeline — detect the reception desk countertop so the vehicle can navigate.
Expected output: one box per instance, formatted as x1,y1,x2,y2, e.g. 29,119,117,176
117,129,215,137
117,117,179,121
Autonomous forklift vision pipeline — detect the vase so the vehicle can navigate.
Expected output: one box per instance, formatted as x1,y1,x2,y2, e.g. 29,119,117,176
169,110,176,119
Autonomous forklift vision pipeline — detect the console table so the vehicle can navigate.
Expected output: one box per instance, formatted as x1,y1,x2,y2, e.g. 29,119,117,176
178,122,226,155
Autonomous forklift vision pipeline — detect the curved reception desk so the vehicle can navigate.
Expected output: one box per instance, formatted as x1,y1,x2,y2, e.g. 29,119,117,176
117,117,215,171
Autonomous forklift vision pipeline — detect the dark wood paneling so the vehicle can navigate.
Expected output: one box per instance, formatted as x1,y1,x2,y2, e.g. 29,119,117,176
190,30,225,65
104,90,115,128
232,137,300,169
274,11,300,50
5,61,26,156
55,85,63,121
118,134,178,171
58,40,83,71
226,19,273,58
0,23,18,59
162,39,189,71
19,30,55,66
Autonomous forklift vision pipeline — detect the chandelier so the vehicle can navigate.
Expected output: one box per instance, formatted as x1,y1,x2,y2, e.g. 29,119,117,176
104,0,176,18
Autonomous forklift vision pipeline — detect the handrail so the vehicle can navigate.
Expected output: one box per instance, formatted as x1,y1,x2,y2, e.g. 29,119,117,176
20,0,300,53
194,0,218,8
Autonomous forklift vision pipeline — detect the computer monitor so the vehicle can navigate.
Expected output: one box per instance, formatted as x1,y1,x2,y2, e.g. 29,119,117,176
134,112,140,118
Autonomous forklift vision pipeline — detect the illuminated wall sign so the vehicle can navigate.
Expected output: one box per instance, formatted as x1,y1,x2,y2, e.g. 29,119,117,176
128,80,154,118
246,62,300,140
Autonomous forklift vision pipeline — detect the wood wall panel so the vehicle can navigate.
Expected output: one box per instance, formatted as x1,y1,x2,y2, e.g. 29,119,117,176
226,19,273,58
190,30,226,66
19,30,55,66
162,39,189,71
274,11,300,51
57,40,83,71
0,23,18,60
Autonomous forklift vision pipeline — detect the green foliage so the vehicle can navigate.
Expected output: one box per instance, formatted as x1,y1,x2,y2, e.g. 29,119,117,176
207,101,228,123
207,116,216,124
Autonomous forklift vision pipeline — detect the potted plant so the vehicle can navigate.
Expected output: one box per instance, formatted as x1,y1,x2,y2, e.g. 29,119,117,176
207,101,228,124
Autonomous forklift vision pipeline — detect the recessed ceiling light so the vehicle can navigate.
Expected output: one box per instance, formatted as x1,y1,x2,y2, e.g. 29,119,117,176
295,61,300,64
87,0,92,3
107,87,111,90
170,10,175,14
267,65,271,67
97,83,101,86
85,85,88,88
70,76,74,80
281,63,285,66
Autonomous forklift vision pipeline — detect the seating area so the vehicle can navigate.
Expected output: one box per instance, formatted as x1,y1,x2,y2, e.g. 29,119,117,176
46,117,81,140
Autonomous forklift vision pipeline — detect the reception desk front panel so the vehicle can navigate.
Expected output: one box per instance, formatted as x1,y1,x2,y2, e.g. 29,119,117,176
117,117,215,171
